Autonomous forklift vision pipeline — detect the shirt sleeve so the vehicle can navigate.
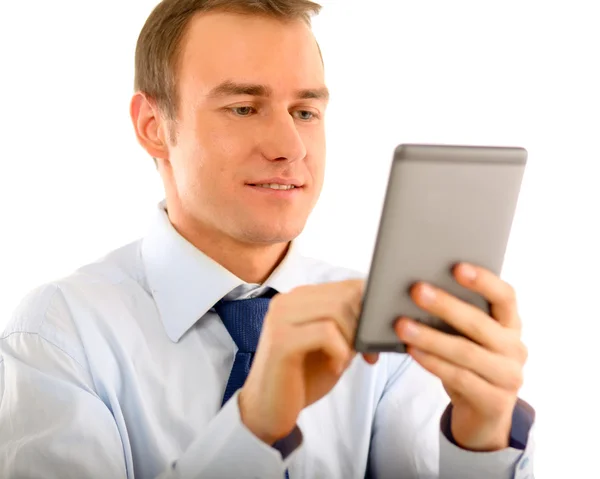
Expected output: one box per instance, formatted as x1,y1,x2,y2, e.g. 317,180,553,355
0,326,302,479
0,332,128,478
171,389,302,478
368,355,536,479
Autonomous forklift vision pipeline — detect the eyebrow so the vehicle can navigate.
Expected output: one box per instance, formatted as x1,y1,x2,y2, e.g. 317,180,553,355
207,80,330,101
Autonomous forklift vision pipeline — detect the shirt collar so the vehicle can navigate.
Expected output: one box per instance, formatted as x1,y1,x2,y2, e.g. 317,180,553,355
141,200,309,342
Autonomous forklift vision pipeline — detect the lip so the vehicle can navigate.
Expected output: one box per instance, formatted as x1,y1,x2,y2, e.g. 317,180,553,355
245,179,304,199
246,177,304,187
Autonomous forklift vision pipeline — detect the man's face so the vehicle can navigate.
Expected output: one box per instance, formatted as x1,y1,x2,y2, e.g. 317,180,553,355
162,12,327,246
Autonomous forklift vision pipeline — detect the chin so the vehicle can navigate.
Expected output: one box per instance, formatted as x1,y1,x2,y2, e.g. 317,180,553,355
236,219,305,245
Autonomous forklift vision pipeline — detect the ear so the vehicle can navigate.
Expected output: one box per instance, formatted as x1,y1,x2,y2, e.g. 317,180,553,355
130,92,170,161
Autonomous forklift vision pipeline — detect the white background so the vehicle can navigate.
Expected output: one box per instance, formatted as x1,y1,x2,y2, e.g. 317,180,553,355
1,1,599,476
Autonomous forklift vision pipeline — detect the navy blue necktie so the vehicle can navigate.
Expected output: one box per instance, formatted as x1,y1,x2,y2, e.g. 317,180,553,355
215,296,272,406
215,294,290,478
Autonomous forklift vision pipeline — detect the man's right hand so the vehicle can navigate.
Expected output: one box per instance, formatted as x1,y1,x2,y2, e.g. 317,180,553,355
238,279,379,445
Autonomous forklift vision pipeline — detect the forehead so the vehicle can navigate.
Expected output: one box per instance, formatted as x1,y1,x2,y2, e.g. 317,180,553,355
178,12,325,95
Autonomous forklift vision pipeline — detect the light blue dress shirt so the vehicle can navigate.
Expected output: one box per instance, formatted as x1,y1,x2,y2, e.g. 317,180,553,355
0,201,535,478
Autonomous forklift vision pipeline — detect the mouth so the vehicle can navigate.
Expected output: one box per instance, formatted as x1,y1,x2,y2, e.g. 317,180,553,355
246,177,304,192
245,179,304,198
247,183,300,191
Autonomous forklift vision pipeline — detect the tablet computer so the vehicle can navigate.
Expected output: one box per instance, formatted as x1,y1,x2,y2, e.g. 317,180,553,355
354,144,527,353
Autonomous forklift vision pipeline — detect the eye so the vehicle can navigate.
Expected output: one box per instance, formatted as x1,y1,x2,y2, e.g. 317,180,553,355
294,110,317,121
231,106,256,116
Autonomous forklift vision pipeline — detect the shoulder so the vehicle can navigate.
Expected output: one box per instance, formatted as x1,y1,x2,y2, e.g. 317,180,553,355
1,239,145,352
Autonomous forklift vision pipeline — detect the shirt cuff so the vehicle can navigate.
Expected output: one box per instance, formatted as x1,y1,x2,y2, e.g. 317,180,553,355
273,425,303,460
174,390,303,478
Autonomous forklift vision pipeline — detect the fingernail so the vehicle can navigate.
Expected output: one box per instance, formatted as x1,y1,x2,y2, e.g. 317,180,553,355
402,321,419,338
419,284,436,304
461,264,477,281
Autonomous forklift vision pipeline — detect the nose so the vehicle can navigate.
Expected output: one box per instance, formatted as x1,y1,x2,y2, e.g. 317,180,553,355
260,111,307,163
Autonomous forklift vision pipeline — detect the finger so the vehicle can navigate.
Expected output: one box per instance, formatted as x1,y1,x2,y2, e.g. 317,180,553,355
453,263,521,331
286,319,354,373
362,353,379,365
396,319,524,391
407,346,515,418
410,282,510,353
272,281,363,343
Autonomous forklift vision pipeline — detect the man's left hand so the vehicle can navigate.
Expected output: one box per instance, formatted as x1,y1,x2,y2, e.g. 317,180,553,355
395,263,528,452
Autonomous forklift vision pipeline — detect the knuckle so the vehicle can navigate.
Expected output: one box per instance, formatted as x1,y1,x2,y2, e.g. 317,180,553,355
466,318,485,340
507,367,524,391
320,320,339,339
452,369,472,390
459,340,479,365
329,299,354,326
512,315,523,333
515,341,529,363
502,283,517,304
347,283,364,315
334,300,348,319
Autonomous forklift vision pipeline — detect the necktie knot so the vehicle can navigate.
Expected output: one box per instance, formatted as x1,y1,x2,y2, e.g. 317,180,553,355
214,296,271,353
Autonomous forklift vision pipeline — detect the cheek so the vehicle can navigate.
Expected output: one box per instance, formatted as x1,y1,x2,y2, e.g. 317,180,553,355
304,131,326,182
204,116,257,159
206,131,252,186
178,121,246,183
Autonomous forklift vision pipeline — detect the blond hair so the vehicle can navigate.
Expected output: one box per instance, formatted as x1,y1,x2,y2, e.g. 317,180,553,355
134,0,323,121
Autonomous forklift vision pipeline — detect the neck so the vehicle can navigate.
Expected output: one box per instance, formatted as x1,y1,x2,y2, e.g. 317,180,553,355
167,210,290,284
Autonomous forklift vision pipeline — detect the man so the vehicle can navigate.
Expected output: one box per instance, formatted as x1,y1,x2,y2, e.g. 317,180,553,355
0,0,535,478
